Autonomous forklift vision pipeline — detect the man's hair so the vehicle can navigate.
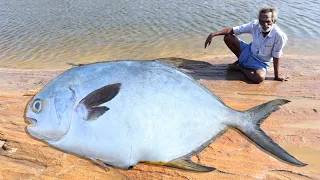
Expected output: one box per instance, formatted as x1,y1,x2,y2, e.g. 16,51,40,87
259,6,278,23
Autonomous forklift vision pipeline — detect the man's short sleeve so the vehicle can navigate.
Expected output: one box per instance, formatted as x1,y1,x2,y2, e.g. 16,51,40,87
233,21,255,35
272,33,288,58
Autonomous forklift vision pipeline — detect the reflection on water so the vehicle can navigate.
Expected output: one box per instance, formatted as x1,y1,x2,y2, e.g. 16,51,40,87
0,0,320,69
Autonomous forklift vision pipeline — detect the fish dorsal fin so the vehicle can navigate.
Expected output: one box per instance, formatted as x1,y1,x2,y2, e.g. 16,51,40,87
166,158,215,172
77,83,121,120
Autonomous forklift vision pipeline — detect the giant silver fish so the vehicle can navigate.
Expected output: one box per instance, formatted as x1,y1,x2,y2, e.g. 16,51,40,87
24,60,306,171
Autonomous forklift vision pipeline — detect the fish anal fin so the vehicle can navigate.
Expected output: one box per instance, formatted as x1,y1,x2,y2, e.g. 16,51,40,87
166,158,215,172
183,129,228,159
87,106,109,120
90,158,110,171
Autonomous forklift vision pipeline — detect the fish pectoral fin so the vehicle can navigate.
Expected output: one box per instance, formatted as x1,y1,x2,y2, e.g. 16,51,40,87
77,83,121,120
166,158,215,172
90,158,110,171
87,106,109,120
80,83,121,108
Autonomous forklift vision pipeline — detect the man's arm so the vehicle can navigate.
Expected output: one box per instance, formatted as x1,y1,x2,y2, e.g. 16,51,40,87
204,28,234,48
273,57,287,81
205,21,254,49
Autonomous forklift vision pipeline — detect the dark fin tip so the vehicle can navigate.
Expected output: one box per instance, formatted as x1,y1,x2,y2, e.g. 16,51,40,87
244,99,291,127
81,83,122,108
278,99,291,104
236,127,308,167
294,161,308,167
87,106,109,120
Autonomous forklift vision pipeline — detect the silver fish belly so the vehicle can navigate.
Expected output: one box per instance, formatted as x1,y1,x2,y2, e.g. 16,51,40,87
25,60,307,172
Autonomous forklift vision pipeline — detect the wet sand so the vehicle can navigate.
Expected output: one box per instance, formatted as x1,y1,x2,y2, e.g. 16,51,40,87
0,56,319,179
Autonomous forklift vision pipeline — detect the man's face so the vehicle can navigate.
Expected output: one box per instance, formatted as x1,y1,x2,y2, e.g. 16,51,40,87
259,12,274,33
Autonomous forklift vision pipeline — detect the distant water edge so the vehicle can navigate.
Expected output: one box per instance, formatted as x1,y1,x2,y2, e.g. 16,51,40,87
0,0,319,69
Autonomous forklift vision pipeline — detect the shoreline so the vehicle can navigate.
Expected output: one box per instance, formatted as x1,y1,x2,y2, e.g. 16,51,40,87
1,54,320,71
0,56,319,179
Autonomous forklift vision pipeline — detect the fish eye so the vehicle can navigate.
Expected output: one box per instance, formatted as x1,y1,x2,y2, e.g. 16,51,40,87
32,99,42,113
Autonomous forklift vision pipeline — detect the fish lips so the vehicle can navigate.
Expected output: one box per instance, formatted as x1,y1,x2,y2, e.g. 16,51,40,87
24,117,68,142
25,117,38,127
25,118,47,141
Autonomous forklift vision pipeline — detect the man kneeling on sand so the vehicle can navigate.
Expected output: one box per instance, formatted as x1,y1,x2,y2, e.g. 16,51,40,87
204,6,287,84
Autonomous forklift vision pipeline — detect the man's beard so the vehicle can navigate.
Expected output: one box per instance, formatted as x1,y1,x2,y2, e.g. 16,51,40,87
261,25,273,33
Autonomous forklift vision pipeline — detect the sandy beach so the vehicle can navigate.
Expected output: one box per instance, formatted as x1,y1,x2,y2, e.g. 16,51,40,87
0,56,319,179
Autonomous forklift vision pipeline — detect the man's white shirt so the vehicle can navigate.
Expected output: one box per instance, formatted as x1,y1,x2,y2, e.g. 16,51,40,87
233,20,288,63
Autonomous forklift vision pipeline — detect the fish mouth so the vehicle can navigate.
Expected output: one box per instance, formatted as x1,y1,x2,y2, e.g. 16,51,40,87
25,117,37,127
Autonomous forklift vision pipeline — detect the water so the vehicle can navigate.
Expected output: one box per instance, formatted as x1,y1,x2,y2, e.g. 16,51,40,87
0,0,319,69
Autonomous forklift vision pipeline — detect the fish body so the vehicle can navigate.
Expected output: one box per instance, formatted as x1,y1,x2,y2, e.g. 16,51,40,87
25,60,306,171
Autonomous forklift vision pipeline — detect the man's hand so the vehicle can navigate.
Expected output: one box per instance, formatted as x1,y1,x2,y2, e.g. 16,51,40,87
272,57,288,82
204,28,233,48
204,33,214,48
274,76,288,81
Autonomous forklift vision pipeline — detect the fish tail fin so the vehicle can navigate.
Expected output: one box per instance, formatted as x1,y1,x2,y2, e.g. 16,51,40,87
231,99,307,166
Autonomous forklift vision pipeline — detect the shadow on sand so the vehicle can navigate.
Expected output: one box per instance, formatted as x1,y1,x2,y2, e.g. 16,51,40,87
68,57,273,84
157,57,259,84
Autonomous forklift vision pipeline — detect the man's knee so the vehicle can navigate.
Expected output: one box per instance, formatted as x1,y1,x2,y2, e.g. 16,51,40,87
224,34,233,43
254,73,265,84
